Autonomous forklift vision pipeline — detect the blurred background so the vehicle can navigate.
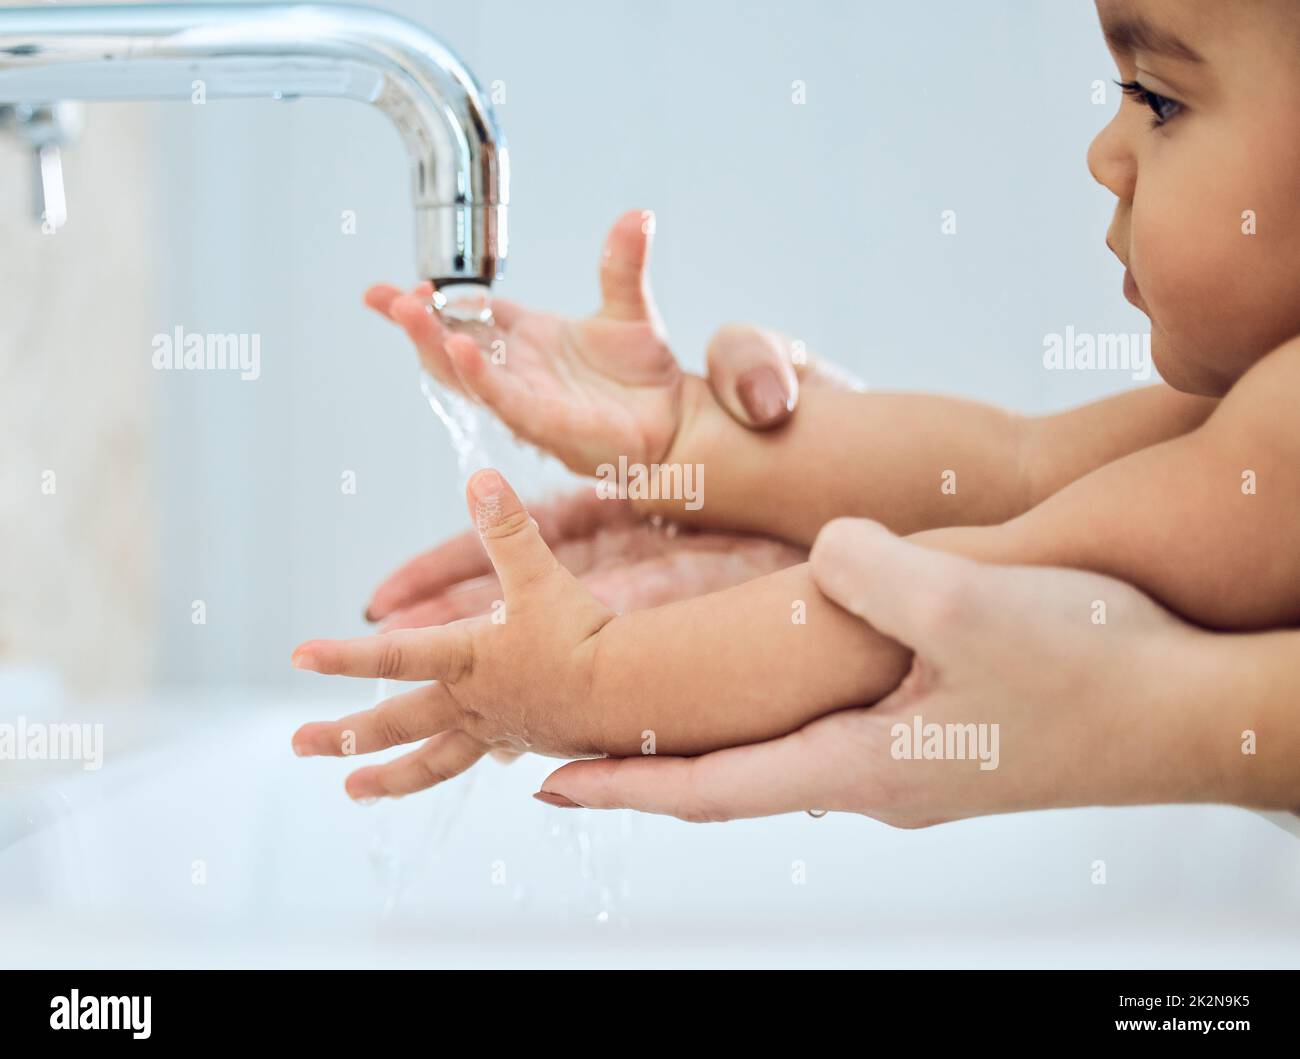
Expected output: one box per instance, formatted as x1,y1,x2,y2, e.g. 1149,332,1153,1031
1,0,1295,967
3,0,1145,692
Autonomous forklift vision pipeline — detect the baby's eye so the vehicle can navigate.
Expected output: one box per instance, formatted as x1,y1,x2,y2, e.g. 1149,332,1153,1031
1115,79,1183,128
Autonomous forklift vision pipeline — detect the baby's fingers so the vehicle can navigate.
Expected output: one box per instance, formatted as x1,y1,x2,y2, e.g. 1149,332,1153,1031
598,208,657,323
292,682,463,758
365,281,433,312
345,729,487,801
365,282,462,390
389,293,462,390
292,624,474,681
446,334,551,446
363,283,407,319
466,469,563,601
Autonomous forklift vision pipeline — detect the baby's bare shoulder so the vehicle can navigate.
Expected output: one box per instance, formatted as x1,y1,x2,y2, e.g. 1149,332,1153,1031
1223,334,1300,404
1206,335,1300,448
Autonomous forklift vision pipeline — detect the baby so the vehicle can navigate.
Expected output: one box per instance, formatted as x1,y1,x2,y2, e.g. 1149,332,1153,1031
291,0,1300,800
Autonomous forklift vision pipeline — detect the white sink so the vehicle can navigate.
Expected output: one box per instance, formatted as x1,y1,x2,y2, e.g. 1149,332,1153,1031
2,689,1298,968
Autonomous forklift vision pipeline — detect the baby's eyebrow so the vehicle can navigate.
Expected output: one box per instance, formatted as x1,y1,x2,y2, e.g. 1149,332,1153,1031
1103,14,1204,64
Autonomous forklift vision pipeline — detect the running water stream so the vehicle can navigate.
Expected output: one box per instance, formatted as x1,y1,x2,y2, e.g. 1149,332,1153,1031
367,285,630,925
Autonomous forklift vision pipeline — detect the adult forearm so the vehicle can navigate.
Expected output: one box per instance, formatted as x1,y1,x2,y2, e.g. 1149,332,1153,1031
1190,630,1300,810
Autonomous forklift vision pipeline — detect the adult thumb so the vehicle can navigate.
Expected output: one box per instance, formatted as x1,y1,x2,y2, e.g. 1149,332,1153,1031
810,518,984,655
704,323,799,429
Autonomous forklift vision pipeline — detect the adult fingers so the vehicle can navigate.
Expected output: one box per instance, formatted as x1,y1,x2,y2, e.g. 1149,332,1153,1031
809,518,985,660
536,726,837,821
365,491,636,623
365,529,493,623
378,576,501,632
705,324,800,429
705,323,865,429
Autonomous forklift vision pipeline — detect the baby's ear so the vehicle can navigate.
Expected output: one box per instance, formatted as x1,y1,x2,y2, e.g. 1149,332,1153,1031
466,469,560,598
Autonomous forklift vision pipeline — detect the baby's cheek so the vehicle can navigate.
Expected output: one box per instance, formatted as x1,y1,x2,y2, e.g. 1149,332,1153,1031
1133,180,1264,390
1147,113,1300,385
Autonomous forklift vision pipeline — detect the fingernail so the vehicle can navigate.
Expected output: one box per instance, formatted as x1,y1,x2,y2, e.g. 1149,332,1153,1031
533,790,583,809
470,469,506,530
291,740,310,757
291,650,315,671
469,468,504,501
353,796,379,807
736,366,792,425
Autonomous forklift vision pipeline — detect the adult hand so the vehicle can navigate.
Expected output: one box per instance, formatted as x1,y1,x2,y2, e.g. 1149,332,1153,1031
537,519,1240,826
703,321,863,430
365,490,804,630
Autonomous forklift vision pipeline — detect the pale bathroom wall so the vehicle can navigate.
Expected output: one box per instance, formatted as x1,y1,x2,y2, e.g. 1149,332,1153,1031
0,91,157,697
14,0,1148,690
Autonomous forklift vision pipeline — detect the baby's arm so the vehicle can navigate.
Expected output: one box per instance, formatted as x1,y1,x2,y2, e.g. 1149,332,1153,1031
646,375,1217,547
587,562,911,754
594,341,1295,751
294,341,1288,794
587,328,1289,749
911,337,1300,630
292,471,912,777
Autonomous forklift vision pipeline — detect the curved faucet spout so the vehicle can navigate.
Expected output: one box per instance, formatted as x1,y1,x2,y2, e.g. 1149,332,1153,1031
0,3,508,285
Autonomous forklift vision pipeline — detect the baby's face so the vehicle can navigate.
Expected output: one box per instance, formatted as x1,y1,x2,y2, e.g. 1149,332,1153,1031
1088,0,1300,395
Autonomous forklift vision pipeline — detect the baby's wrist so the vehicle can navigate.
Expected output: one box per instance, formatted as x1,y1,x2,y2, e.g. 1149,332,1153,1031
628,373,728,521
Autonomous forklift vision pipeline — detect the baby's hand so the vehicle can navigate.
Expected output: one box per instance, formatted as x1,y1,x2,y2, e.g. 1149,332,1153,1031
365,209,686,474
290,469,617,800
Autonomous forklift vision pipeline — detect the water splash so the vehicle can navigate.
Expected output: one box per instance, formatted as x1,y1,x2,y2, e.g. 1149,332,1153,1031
366,677,479,918
368,283,630,925
546,808,635,927
419,284,573,492
418,284,500,479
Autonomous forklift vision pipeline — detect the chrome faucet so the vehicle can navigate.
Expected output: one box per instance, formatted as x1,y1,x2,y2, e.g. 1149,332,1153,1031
0,3,508,286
